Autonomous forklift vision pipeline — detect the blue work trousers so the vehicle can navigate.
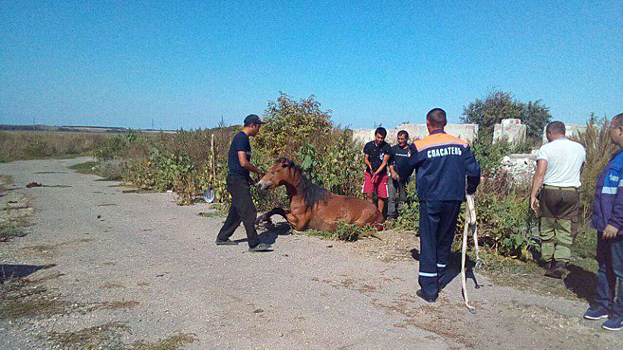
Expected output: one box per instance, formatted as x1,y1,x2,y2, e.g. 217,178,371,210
594,233,623,319
418,200,462,299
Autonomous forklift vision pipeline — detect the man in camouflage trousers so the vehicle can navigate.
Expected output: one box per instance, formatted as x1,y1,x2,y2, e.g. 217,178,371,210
530,121,586,279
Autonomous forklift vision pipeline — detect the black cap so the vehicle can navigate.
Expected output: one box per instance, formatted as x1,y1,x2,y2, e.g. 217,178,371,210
243,114,265,126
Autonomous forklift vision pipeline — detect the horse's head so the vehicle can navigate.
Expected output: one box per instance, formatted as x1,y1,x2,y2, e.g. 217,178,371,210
258,158,296,190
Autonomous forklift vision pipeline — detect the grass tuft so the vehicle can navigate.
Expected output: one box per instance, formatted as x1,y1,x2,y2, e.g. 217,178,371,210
68,161,99,175
129,332,197,350
307,220,377,242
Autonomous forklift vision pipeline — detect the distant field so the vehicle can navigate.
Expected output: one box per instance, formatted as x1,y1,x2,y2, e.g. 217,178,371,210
0,124,176,134
0,125,180,162
0,130,113,162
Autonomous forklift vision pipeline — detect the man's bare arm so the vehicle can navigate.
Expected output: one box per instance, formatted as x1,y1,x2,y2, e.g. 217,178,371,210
375,154,391,176
364,154,372,172
530,160,547,213
389,164,399,180
238,151,261,175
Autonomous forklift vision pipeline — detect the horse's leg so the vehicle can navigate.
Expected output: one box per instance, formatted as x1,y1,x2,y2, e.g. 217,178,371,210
289,213,308,231
255,207,288,226
257,207,307,231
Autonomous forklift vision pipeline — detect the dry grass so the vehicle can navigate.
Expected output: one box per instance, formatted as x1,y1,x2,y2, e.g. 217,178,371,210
0,220,27,242
47,323,196,350
570,116,617,220
0,131,114,162
129,333,197,350
0,278,73,320
46,322,131,349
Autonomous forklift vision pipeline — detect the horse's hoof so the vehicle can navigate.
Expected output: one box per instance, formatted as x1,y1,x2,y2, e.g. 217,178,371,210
475,259,484,270
255,215,266,226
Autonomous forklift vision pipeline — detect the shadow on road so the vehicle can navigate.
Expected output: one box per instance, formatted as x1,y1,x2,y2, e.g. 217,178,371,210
258,221,292,245
564,264,598,303
410,248,481,290
0,264,56,283
231,221,292,246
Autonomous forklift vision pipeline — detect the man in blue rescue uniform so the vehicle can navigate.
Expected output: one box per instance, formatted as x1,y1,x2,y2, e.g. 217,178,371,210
412,108,481,302
583,113,623,331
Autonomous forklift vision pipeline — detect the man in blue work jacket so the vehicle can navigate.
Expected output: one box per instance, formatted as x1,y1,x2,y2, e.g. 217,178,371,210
412,108,481,302
583,113,623,331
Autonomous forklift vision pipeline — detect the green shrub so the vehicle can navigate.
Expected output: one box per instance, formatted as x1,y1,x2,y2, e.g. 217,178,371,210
254,92,333,156
94,135,127,161
473,191,538,259
386,181,419,231
471,136,511,177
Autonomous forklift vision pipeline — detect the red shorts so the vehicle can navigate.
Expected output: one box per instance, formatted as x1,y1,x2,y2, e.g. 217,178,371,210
363,172,389,199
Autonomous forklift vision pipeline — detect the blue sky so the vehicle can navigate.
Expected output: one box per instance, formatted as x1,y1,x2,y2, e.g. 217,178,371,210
1,0,621,130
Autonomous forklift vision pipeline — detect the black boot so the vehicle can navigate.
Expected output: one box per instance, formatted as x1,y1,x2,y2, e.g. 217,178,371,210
544,261,567,279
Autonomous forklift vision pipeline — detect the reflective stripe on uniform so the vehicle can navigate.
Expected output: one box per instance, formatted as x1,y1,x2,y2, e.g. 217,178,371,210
419,271,437,278
602,187,618,194
436,263,446,268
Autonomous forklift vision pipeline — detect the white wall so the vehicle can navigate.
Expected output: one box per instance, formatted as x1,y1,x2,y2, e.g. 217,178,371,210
352,123,479,145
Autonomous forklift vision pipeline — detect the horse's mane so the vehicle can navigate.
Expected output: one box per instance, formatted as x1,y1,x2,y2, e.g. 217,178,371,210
275,157,329,209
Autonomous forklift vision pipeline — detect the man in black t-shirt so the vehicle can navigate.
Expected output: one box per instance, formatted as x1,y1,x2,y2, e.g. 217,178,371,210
216,114,271,252
388,130,417,219
363,127,392,215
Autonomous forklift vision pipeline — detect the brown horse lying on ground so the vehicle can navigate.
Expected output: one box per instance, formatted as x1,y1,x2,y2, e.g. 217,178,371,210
256,158,384,231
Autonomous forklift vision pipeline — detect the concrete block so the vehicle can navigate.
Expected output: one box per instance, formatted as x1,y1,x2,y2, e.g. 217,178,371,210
501,152,537,183
494,123,527,145
353,123,479,145
542,124,587,144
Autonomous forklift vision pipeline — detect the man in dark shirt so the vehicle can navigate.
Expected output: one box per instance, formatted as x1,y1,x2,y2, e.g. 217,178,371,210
388,130,416,219
216,114,271,252
363,127,392,215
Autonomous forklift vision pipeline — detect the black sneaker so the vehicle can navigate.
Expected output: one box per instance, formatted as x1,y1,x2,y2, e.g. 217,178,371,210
215,239,238,246
416,290,438,303
249,242,272,252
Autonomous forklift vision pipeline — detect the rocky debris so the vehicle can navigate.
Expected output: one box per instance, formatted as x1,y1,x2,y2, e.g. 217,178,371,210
501,152,537,183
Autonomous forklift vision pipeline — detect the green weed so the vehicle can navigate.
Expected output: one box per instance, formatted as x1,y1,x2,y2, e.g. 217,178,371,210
68,161,99,175
307,220,377,242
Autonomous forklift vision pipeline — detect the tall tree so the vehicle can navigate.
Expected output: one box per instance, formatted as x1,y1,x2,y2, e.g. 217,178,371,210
462,90,551,143
461,90,522,137
518,100,551,141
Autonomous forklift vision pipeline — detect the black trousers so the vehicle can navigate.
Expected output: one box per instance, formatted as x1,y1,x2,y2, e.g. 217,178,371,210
216,174,260,247
387,178,409,218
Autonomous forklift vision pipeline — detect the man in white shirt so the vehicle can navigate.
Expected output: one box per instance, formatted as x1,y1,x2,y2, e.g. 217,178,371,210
531,121,586,279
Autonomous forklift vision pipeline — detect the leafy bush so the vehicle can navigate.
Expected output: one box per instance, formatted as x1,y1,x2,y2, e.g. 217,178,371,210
94,135,127,161
470,136,512,177
386,181,419,231
98,160,126,180
473,191,538,259
254,92,333,156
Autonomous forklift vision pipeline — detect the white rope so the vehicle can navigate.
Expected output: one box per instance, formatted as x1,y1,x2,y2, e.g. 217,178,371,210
461,194,482,312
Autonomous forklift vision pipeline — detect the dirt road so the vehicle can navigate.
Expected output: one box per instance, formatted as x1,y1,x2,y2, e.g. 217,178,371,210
0,157,621,349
